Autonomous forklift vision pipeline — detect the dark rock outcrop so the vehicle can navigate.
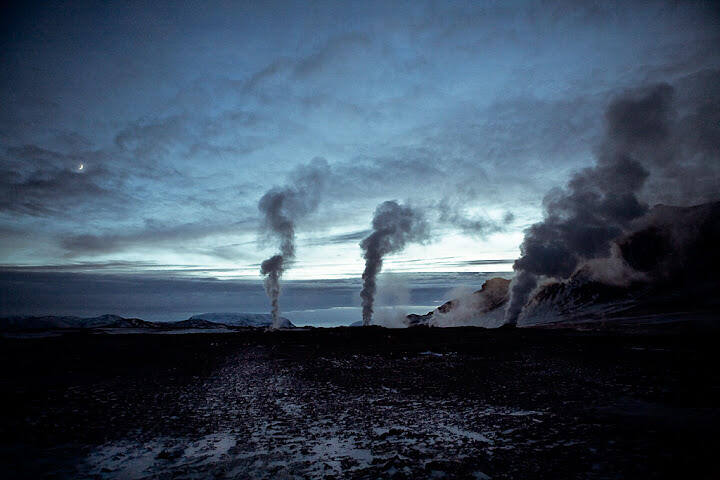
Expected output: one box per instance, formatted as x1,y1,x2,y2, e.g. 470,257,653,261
519,201,720,325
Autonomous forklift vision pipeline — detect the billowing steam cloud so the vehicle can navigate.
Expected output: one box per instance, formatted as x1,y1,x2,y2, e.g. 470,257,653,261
506,71,720,324
360,201,429,326
258,158,330,328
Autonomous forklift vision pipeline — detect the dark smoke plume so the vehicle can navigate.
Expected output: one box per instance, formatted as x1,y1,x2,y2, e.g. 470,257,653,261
506,71,720,324
258,158,329,328
360,201,429,326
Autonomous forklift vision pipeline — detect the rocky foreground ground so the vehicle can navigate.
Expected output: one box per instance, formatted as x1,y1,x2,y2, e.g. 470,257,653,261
1,326,718,479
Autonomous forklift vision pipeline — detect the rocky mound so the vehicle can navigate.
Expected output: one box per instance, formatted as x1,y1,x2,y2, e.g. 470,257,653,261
407,277,511,327
405,201,719,329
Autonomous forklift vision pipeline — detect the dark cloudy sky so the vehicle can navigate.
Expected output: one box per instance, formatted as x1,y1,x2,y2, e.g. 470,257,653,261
1,1,718,319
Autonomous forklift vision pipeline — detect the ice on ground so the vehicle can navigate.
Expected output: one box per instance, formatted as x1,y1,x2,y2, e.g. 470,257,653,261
81,433,237,479
72,350,557,479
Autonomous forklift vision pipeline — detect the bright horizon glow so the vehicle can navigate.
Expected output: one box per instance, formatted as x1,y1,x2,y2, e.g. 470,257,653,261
0,227,523,280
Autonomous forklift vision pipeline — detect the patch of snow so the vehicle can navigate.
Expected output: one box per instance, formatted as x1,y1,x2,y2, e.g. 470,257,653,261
508,410,544,417
443,426,494,445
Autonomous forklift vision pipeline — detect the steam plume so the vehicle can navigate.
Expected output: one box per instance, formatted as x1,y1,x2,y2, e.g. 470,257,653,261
506,71,720,324
258,158,329,328
360,201,429,326
437,196,515,238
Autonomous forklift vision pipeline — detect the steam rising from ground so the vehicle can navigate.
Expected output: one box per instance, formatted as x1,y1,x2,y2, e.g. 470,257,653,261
360,201,429,326
372,274,412,328
258,158,329,328
506,71,720,324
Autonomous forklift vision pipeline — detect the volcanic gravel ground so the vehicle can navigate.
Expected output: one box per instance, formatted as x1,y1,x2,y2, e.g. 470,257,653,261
1,326,718,479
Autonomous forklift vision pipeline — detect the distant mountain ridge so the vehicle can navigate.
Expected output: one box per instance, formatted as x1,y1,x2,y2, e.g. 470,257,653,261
0,312,294,331
0,314,156,331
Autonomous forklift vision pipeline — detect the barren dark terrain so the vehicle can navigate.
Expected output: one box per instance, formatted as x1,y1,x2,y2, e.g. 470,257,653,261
1,326,719,479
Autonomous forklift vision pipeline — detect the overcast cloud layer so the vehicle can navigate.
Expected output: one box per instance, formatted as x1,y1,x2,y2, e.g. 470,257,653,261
1,1,719,318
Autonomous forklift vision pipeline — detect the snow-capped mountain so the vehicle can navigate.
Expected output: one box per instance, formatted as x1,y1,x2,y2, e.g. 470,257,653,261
165,318,229,329
188,313,294,328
